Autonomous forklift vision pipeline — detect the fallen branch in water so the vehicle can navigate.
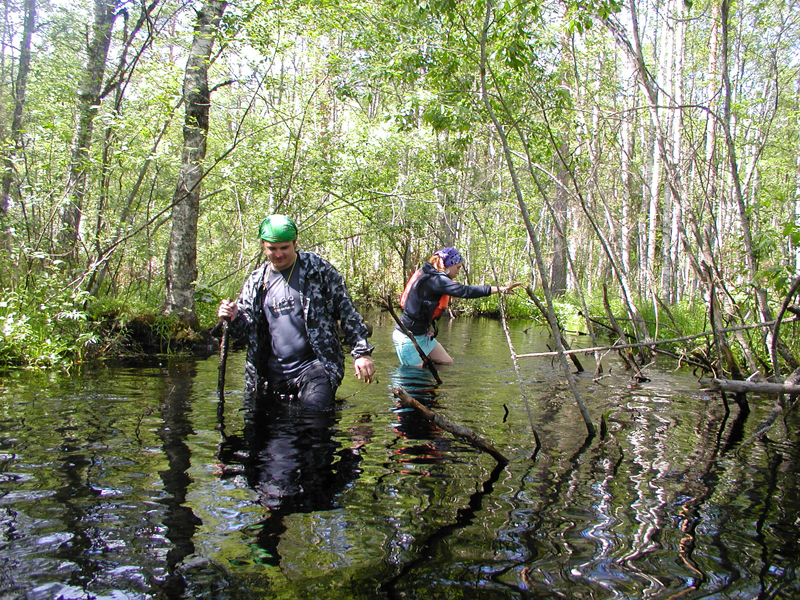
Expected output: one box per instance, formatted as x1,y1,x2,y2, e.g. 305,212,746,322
709,378,800,396
393,386,509,464
516,318,800,361
734,369,800,454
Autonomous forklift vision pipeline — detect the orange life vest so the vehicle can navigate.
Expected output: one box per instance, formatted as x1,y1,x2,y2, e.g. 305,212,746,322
400,269,450,319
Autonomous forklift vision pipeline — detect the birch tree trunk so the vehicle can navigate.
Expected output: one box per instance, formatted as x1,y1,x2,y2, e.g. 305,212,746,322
618,68,635,278
58,0,117,261
550,143,569,296
1,0,35,220
163,0,227,327
660,0,685,304
719,0,797,371
795,72,800,273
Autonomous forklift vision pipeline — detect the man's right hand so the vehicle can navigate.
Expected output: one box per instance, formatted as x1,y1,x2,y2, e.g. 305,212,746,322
218,299,238,321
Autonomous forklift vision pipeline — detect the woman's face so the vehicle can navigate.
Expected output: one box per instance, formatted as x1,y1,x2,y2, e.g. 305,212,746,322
446,262,462,278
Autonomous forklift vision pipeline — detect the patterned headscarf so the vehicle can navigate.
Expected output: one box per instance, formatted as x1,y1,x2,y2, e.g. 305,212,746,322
434,247,463,268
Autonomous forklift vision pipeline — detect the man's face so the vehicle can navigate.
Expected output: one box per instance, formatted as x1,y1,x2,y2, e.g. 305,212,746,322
263,240,298,271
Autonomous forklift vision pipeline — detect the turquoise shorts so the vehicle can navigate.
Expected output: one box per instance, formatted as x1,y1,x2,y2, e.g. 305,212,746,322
392,328,439,366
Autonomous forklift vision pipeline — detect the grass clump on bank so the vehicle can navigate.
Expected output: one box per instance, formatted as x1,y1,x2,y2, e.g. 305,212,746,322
0,283,222,369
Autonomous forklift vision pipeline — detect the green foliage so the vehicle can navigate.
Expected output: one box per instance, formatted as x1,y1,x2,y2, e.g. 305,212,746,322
0,0,797,376
194,283,226,329
150,314,181,353
0,288,98,369
466,290,534,319
638,299,708,341
563,0,623,33
552,297,586,332
581,293,715,356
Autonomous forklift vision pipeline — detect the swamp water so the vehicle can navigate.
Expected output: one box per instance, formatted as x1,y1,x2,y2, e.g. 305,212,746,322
1,312,799,599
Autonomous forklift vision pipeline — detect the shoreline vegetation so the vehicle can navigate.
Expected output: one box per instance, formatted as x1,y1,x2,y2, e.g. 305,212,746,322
3,290,796,380
1,296,525,368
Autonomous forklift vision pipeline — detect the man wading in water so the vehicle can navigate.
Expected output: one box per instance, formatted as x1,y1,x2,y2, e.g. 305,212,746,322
218,214,375,411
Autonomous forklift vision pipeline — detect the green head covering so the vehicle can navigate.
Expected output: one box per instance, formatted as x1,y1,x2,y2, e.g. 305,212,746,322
259,214,298,242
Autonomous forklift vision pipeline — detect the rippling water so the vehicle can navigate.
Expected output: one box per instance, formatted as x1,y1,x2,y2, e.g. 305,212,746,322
1,311,798,599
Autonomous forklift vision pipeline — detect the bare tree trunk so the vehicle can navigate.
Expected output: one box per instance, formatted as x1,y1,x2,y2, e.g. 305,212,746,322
719,0,797,372
58,0,117,261
550,144,569,296
163,0,227,328
83,0,167,297
605,4,744,376
0,0,34,221
480,0,595,438
619,66,635,278
795,72,800,274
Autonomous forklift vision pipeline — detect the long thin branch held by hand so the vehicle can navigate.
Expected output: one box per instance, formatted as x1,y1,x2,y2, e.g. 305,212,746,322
381,296,442,384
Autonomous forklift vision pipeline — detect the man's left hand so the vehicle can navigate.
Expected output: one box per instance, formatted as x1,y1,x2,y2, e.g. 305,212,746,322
354,356,375,383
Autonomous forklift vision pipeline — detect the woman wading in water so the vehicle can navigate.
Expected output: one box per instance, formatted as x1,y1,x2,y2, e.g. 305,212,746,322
392,247,522,367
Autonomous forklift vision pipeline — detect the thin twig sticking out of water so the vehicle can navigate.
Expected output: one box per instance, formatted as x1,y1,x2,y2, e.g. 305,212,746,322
473,212,541,459
477,9,595,438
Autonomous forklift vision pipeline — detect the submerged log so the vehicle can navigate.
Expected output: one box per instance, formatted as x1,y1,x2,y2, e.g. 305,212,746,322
393,386,509,464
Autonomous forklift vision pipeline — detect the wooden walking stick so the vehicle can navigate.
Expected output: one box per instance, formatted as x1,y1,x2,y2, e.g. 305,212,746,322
216,317,230,436
381,295,442,384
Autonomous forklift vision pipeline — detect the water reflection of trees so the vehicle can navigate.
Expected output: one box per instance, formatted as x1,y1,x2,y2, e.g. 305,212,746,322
0,366,204,599
489,389,800,598
155,362,202,597
376,366,512,595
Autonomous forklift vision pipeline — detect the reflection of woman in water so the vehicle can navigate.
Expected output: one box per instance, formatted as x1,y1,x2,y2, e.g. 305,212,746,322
216,402,365,566
388,365,450,468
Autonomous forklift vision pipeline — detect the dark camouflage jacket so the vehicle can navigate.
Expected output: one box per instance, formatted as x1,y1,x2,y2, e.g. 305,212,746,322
228,250,374,395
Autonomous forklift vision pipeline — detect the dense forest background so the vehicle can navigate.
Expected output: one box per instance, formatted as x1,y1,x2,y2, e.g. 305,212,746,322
1,0,799,380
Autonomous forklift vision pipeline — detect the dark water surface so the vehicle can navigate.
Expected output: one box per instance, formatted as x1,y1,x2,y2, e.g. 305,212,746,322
1,312,799,599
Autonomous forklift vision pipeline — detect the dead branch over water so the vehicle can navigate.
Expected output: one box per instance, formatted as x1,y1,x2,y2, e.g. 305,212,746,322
710,378,800,396
515,317,800,361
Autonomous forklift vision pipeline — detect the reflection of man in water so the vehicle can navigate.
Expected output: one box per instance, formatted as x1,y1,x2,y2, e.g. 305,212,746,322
217,404,365,566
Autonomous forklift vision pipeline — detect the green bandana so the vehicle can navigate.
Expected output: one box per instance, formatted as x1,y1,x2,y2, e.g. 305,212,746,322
259,215,298,242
